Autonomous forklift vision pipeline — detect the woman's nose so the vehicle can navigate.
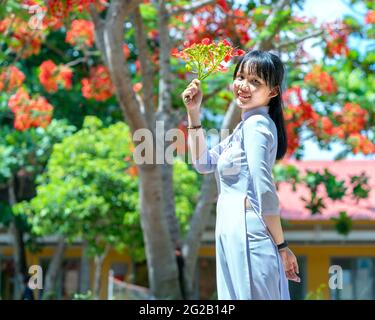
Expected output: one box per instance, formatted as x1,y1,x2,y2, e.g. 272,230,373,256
240,83,250,92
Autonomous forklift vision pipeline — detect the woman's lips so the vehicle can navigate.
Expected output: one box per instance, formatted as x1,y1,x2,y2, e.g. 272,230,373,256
237,94,251,101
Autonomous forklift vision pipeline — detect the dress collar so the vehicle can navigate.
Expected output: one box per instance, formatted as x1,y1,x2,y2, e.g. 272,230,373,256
241,105,270,121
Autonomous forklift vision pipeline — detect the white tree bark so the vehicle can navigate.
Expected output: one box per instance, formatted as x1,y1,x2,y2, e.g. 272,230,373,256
8,176,27,300
89,0,181,299
93,245,109,300
43,236,65,299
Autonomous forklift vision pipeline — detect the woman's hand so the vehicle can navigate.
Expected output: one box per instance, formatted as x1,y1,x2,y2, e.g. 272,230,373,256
279,247,301,283
181,79,203,112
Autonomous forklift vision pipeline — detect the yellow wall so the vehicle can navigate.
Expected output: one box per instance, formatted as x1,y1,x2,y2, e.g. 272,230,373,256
2,243,375,300
292,244,375,299
0,246,132,300
199,244,375,299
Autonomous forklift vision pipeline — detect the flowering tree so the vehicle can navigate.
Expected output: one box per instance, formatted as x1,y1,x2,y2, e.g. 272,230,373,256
0,0,374,299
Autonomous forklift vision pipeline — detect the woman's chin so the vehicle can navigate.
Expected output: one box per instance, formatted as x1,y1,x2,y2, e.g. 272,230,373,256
236,99,253,109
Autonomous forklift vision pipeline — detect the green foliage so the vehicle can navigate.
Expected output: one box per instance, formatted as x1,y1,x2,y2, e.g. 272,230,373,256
0,119,76,184
331,211,353,236
173,160,199,235
304,283,326,300
274,163,371,233
350,172,371,201
15,116,143,260
322,169,347,200
72,290,94,300
273,163,300,191
15,116,199,261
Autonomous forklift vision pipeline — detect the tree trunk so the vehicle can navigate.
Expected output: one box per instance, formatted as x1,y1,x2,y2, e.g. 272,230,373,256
42,236,65,299
8,176,28,300
79,240,91,294
138,165,182,299
9,220,27,300
93,246,109,300
89,1,182,299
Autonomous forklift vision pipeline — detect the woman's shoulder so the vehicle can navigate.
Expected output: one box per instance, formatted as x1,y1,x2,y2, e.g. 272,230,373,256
242,114,273,132
242,114,277,145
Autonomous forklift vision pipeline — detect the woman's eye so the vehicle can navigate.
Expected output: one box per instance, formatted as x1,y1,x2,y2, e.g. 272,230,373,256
236,76,260,85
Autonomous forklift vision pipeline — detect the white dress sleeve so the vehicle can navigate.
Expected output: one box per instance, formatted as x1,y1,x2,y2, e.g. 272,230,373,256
242,116,280,215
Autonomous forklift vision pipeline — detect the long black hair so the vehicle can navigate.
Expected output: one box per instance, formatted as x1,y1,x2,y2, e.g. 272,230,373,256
232,50,288,160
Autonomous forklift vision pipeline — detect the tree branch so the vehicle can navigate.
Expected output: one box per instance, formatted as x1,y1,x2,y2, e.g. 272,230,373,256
133,3,155,127
168,0,216,16
202,86,227,105
276,30,325,50
90,0,148,134
255,0,291,50
157,0,173,114
88,4,108,66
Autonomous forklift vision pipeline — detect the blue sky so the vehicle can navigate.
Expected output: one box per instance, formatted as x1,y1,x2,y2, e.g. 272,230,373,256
236,0,374,160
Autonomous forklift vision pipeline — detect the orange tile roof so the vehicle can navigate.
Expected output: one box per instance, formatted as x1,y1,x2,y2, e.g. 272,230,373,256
278,160,375,220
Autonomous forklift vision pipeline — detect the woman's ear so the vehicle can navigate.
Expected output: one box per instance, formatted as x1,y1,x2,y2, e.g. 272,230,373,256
269,86,279,98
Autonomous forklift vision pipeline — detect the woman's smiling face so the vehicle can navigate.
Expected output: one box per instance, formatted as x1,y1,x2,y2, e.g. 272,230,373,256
232,62,277,111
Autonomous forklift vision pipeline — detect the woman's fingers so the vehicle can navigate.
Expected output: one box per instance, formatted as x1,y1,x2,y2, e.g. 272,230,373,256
285,259,301,282
293,260,299,274
286,270,301,282
286,270,295,279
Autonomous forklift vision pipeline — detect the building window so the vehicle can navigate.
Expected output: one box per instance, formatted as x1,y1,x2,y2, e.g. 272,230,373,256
330,257,375,300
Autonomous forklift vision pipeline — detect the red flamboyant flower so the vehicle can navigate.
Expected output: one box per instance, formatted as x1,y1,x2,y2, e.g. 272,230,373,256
46,0,107,19
57,66,73,90
323,21,350,57
39,60,73,93
174,5,251,47
123,44,130,59
217,0,229,12
133,82,142,93
81,65,114,101
22,0,63,30
8,88,54,131
285,122,300,158
282,86,326,155
172,38,245,81
0,17,45,58
347,133,375,155
0,66,25,92
65,19,94,47
148,29,159,40
304,65,338,94
318,116,335,139
334,102,368,135
365,10,375,24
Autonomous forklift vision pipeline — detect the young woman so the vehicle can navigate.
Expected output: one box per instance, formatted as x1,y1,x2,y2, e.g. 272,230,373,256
182,50,300,300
